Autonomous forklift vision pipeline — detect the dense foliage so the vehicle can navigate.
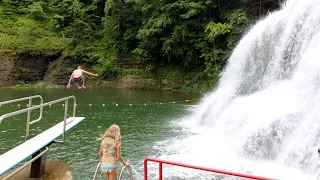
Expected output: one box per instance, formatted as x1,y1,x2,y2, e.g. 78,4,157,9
0,0,282,92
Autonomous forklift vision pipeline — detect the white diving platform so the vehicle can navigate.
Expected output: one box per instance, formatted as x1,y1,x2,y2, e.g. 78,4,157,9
0,117,85,176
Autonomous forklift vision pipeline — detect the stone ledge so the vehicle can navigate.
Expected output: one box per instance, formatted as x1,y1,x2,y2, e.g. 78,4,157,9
0,161,72,180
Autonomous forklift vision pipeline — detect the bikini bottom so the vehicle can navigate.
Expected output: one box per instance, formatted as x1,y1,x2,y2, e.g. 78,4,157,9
101,163,118,173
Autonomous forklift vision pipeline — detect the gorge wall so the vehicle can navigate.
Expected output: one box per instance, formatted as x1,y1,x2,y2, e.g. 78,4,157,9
0,52,60,87
0,53,182,90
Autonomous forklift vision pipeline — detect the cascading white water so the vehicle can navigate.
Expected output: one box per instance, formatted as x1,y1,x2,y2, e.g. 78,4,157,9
152,0,320,179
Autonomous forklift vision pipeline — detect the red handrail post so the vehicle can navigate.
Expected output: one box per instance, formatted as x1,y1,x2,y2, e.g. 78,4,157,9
159,162,163,180
144,158,148,180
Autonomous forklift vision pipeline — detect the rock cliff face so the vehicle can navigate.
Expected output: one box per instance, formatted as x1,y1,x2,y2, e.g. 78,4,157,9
0,52,105,87
0,52,60,87
0,54,16,86
43,57,82,86
0,53,182,89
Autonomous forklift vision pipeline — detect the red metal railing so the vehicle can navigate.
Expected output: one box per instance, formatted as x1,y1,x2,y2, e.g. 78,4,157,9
144,158,278,180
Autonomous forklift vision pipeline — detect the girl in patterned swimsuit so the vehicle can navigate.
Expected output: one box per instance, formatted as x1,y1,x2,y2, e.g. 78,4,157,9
99,124,130,180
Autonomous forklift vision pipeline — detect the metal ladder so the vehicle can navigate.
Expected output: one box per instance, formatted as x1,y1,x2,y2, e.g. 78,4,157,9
93,162,133,180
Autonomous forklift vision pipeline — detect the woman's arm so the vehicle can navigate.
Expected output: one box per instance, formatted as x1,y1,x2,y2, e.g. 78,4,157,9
99,145,102,161
117,145,129,166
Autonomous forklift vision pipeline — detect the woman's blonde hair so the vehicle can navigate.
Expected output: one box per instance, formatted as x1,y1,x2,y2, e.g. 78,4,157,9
100,124,121,148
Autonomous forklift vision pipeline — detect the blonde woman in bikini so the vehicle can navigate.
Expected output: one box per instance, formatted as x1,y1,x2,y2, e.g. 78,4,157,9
99,124,130,180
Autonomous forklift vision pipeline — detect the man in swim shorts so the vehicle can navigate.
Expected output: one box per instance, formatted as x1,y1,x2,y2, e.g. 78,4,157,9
67,66,99,89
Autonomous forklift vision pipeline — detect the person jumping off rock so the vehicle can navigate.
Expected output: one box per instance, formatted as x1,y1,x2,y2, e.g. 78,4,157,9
66,66,99,89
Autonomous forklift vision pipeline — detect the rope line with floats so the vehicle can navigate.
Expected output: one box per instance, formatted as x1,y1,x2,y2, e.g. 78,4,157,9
0,98,200,108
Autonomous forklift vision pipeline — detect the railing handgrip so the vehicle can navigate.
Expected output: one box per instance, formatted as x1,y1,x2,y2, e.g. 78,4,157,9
92,162,101,180
29,96,44,124
0,95,44,125
25,98,32,141
62,99,68,141
118,165,133,180
0,96,77,124
0,96,77,143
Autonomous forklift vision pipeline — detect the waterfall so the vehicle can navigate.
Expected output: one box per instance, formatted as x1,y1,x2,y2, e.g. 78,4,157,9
157,0,320,179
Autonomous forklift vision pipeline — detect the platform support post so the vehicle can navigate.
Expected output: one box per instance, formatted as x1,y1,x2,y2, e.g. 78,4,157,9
30,148,47,179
